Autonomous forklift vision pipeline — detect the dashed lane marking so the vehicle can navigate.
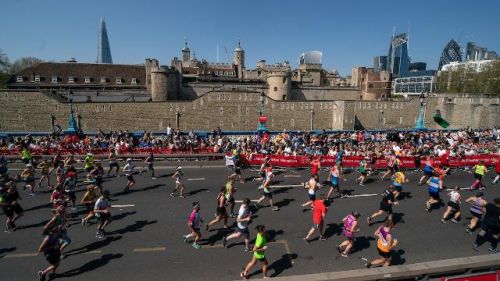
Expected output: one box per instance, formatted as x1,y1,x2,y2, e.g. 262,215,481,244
133,247,166,252
188,178,206,181
234,199,260,203
343,193,379,198
111,204,135,208
284,175,301,178
446,187,471,191
269,184,303,188
84,250,103,254
3,252,38,258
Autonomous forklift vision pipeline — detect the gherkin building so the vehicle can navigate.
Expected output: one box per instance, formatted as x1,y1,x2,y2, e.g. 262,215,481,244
438,39,461,70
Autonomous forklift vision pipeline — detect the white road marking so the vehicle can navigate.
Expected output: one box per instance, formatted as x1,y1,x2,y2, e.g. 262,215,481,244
284,175,301,178
270,184,303,188
446,187,471,191
133,247,166,252
3,252,38,258
84,250,102,254
235,199,260,203
188,178,205,181
343,193,379,198
111,204,135,208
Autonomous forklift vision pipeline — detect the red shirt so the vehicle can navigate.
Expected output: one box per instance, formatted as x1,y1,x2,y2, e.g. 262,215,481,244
311,160,320,175
312,200,327,224
496,161,500,173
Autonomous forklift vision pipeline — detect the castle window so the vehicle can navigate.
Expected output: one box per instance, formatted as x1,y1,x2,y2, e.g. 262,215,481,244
258,71,262,77
282,95,286,100
34,75,40,82
274,87,278,92
283,77,286,84
51,76,58,83
68,76,74,83
84,77,91,84
116,77,122,84
100,77,106,84
131,78,137,85
16,76,23,82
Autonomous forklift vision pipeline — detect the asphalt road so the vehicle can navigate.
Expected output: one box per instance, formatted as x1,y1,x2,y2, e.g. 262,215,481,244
1,162,499,281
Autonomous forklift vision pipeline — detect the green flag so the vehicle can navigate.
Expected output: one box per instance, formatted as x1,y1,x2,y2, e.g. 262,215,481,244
433,110,450,128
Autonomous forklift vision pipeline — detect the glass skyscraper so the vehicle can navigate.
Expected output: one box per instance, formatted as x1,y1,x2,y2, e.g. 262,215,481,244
97,17,113,64
438,39,461,70
386,33,410,76
373,56,387,72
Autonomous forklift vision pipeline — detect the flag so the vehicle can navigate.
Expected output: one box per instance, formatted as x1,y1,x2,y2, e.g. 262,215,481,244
433,110,450,128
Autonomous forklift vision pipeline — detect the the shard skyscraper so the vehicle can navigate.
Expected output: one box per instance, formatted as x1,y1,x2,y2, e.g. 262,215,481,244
97,17,113,64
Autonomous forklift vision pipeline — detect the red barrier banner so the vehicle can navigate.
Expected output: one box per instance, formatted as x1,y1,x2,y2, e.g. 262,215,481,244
241,154,499,169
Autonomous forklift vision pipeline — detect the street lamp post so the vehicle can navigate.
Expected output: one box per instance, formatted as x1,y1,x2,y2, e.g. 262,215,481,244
310,110,314,131
175,111,181,130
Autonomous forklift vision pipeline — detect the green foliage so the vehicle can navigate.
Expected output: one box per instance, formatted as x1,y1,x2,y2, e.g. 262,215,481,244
0,49,10,73
436,61,500,95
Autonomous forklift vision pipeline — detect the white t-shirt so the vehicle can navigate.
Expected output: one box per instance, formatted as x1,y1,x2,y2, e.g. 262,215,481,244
123,163,135,176
94,197,109,212
225,155,234,167
237,205,250,229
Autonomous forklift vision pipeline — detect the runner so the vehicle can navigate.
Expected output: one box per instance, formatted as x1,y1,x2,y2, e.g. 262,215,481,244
465,192,488,233
63,171,77,210
81,185,98,226
425,173,443,212
391,171,408,202
139,152,156,179
1,182,24,232
240,225,270,280
472,198,499,253
234,152,245,184
365,219,398,268
255,169,279,211
54,162,66,185
122,158,136,193
441,186,461,224
418,156,434,186
20,163,36,195
381,154,396,181
49,152,61,175
21,147,31,165
310,156,321,180
492,159,500,184
326,164,345,199
470,160,487,191
206,186,229,231
50,184,67,209
37,159,52,190
223,198,252,251
94,190,112,239
37,228,62,281
84,153,95,181
303,193,328,243
63,154,76,169
367,185,396,225
107,148,120,177
90,163,105,195
170,166,185,198
302,174,319,208
337,211,361,257
356,158,368,186
0,155,8,176
183,202,204,249
43,205,71,259
225,174,237,217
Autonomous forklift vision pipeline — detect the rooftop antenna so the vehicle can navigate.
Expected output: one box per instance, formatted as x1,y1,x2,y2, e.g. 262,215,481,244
184,36,188,48
392,26,396,38
407,20,411,58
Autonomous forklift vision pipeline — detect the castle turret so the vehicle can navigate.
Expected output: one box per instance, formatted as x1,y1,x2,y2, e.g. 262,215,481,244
144,58,159,93
151,66,168,102
267,70,291,100
233,41,245,78
182,39,190,65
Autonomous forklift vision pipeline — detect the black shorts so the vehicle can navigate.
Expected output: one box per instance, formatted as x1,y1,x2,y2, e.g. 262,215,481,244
424,170,433,176
237,227,250,238
394,184,403,192
474,173,483,180
393,165,400,172
262,191,273,199
379,201,393,214
470,211,482,219
377,247,392,259
66,191,76,202
429,192,440,200
448,201,460,210
388,167,395,173
109,162,119,168
98,212,112,223
85,166,94,172
481,222,500,235
216,207,228,217
0,166,7,174
44,248,61,265
259,171,266,178
126,175,135,182
94,177,103,186
308,193,316,201
235,166,241,175
2,205,14,217
22,158,30,164
226,196,235,204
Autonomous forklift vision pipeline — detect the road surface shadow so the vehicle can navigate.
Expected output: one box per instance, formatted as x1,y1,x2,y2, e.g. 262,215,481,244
16,219,49,230
107,220,157,235
269,253,298,277
23,202,52,212
187,188,209,196
352,236,375,254
111,211,137,221
64,236,123,257
113,184,163,196
0,247,16,258
275,198,295,208
392,249,406,265
58,253,123,278
324,223,342,239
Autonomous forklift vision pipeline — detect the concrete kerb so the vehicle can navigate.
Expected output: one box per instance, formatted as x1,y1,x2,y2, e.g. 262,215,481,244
236,254,500,281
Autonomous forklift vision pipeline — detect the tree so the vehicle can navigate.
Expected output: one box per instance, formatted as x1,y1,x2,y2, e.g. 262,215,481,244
435,61,500,96
0,49,10,73
9,56,43,74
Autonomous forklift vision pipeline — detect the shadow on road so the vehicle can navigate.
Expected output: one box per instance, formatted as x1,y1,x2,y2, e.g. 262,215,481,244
113,184,163,197
107,220,158,235
58,253,123,278
16,219,49,231
23,202,52,213
352,236,375,254
64,236,123,257
0,246,16,258
187,188,209,196
111,211,137,221
324,223,342,239
269,253,298,277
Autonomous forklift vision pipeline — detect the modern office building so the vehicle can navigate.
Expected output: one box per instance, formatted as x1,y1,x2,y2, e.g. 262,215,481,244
438,39,461,70
386,33,410,76
373,56,387,72
97,17,113,64
466,42,497,61
409,62,426,72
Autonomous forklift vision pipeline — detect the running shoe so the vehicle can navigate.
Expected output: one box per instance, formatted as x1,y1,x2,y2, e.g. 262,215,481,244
38,271,46,281
451,218,458,224
152,177,157,180
222,236,227,247
272,206,280,211
488,247,498,254
341,252,349,258
366,217,372,225
169,193,175,197
441,219,447,224
81,218,87,227
426,201,431,211
179,195,185,198
472,243,479,251
183,235,188,243
205,225,209,232
319,236,327,241
192,243,201,249
303,237,310,244
244,247,252,252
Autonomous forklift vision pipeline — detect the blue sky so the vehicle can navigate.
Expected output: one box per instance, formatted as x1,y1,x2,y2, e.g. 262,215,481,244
1,0,499,76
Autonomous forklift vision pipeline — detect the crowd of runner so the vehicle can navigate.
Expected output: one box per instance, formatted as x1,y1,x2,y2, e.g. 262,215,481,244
0,128,499,280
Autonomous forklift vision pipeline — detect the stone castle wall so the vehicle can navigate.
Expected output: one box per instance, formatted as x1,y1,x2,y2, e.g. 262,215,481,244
0,91,498,132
